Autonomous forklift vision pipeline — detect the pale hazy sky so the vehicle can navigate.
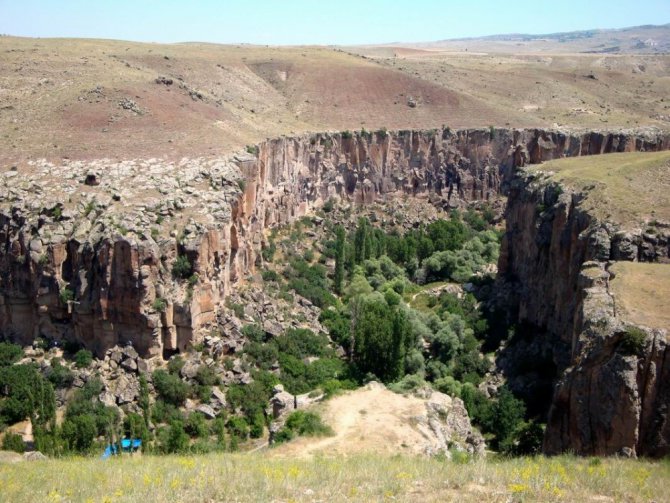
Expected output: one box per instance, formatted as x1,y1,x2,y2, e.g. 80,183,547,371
1,0,668,45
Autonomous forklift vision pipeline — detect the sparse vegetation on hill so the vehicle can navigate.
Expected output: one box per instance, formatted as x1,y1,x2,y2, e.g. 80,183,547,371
529,151,670,227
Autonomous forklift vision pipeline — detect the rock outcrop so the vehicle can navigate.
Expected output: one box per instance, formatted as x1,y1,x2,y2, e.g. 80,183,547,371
1,127,668,362
497,166,670,457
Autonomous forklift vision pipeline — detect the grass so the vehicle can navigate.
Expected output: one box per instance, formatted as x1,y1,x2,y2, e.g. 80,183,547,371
529,151,670,228
610,262,670,331
0,453,667,502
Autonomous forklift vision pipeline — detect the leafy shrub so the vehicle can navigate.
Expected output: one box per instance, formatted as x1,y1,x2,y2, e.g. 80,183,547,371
619,327,647,356
185,412,209,438
434,375,462,397
261,270,279,282
389,374,426,393
152,369,189,406
152,297,167,312
160,420,189,453
167,356,185,375
61,413,97,452
226,377,275,423
512,421,545,455
172,255,193,279
262,242,276,262
151,400,183,425
244,341,279,370
460,383,492,429
274,328,329,359
64,379,119,441
0,364,56,427
226,416,249,440
195,365,220,386
322,198,335,213
490,387,526,452
273,411,333,444
73,349,93,369
241,324,267,343
0,342,23,367
1,432,25,453
59,287,74,305
46,358,74,388
123,412,151,446
248,410,265,439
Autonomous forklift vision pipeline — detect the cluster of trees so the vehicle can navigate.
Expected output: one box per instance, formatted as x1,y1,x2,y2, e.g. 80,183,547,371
266,210,539,453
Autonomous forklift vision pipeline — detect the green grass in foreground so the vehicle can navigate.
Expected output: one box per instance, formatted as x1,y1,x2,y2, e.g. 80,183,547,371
530,150,670,227
0,453,668,502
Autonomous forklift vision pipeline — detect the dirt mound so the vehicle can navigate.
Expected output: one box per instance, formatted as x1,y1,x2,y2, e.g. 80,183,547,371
270,382,483,458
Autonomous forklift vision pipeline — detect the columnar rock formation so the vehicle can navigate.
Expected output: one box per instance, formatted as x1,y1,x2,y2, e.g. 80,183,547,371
0,126,668,370
498,166,670,457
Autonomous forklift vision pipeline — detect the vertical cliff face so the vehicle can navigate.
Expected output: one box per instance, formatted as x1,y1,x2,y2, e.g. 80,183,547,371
498,161,670,457
1,127,668,366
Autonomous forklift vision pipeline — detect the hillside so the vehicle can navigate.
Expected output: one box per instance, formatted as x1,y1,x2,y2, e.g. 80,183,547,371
2,35,670,166
0,22,670,482
387,24,670,54
529,150,670,227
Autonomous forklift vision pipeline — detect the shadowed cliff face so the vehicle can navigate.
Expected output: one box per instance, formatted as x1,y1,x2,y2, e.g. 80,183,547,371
0,128,668,424
497,162,670,457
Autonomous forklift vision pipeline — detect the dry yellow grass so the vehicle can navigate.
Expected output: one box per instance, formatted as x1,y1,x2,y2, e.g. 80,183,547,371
530,150,670,227
610,262,670,331
0,452,667,502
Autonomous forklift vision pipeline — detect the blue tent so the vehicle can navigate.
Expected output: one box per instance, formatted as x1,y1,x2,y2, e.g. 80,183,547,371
101,439,142,459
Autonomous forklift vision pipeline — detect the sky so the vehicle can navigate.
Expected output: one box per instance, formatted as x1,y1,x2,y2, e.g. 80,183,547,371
0,0,668,45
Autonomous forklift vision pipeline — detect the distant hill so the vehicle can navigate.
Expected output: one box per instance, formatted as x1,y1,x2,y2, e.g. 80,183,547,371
402,24,670,54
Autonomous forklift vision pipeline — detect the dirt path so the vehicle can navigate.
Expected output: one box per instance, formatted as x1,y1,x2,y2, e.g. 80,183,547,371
269,383,430,459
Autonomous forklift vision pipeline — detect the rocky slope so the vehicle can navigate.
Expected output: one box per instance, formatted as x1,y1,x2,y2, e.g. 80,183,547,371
497,164,670,457
1,127,668,364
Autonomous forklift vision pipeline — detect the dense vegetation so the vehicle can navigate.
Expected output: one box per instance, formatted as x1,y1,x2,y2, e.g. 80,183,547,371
0,206,539,457
249,208,541,453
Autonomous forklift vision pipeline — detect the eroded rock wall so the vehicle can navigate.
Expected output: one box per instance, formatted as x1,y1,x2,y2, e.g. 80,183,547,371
498,168,670,457
1,127,668,362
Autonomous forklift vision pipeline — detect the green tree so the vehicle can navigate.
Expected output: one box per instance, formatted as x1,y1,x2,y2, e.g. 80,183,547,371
152,370,189,406
334,225,346,295
163,420,189,453
73,349,93,368
124,412,151,446
352,296,409,382
491,387,526,451
0,364,56,427
1,432,25,453
0,342,23,367
185,412,209,438
138,375,151,426
61,414,97,452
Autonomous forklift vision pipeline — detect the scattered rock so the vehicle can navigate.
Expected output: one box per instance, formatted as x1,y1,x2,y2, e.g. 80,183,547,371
23,451,47,461
155,76,173,86
196,404,217,419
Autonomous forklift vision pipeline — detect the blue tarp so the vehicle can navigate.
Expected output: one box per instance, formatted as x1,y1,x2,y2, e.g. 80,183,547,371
101,439,142,459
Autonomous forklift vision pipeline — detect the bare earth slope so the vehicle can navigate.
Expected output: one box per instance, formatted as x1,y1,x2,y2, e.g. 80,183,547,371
1,35,669,166
270,382,483,459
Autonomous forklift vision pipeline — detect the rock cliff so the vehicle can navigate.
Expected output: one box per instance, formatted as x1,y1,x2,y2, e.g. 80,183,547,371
1,126,668,367
498,163,670,457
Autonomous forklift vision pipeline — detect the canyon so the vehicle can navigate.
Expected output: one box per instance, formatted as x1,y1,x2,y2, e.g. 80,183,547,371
1,126,669,456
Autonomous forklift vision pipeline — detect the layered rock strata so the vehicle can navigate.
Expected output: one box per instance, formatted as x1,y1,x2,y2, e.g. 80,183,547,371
1,127,668,362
